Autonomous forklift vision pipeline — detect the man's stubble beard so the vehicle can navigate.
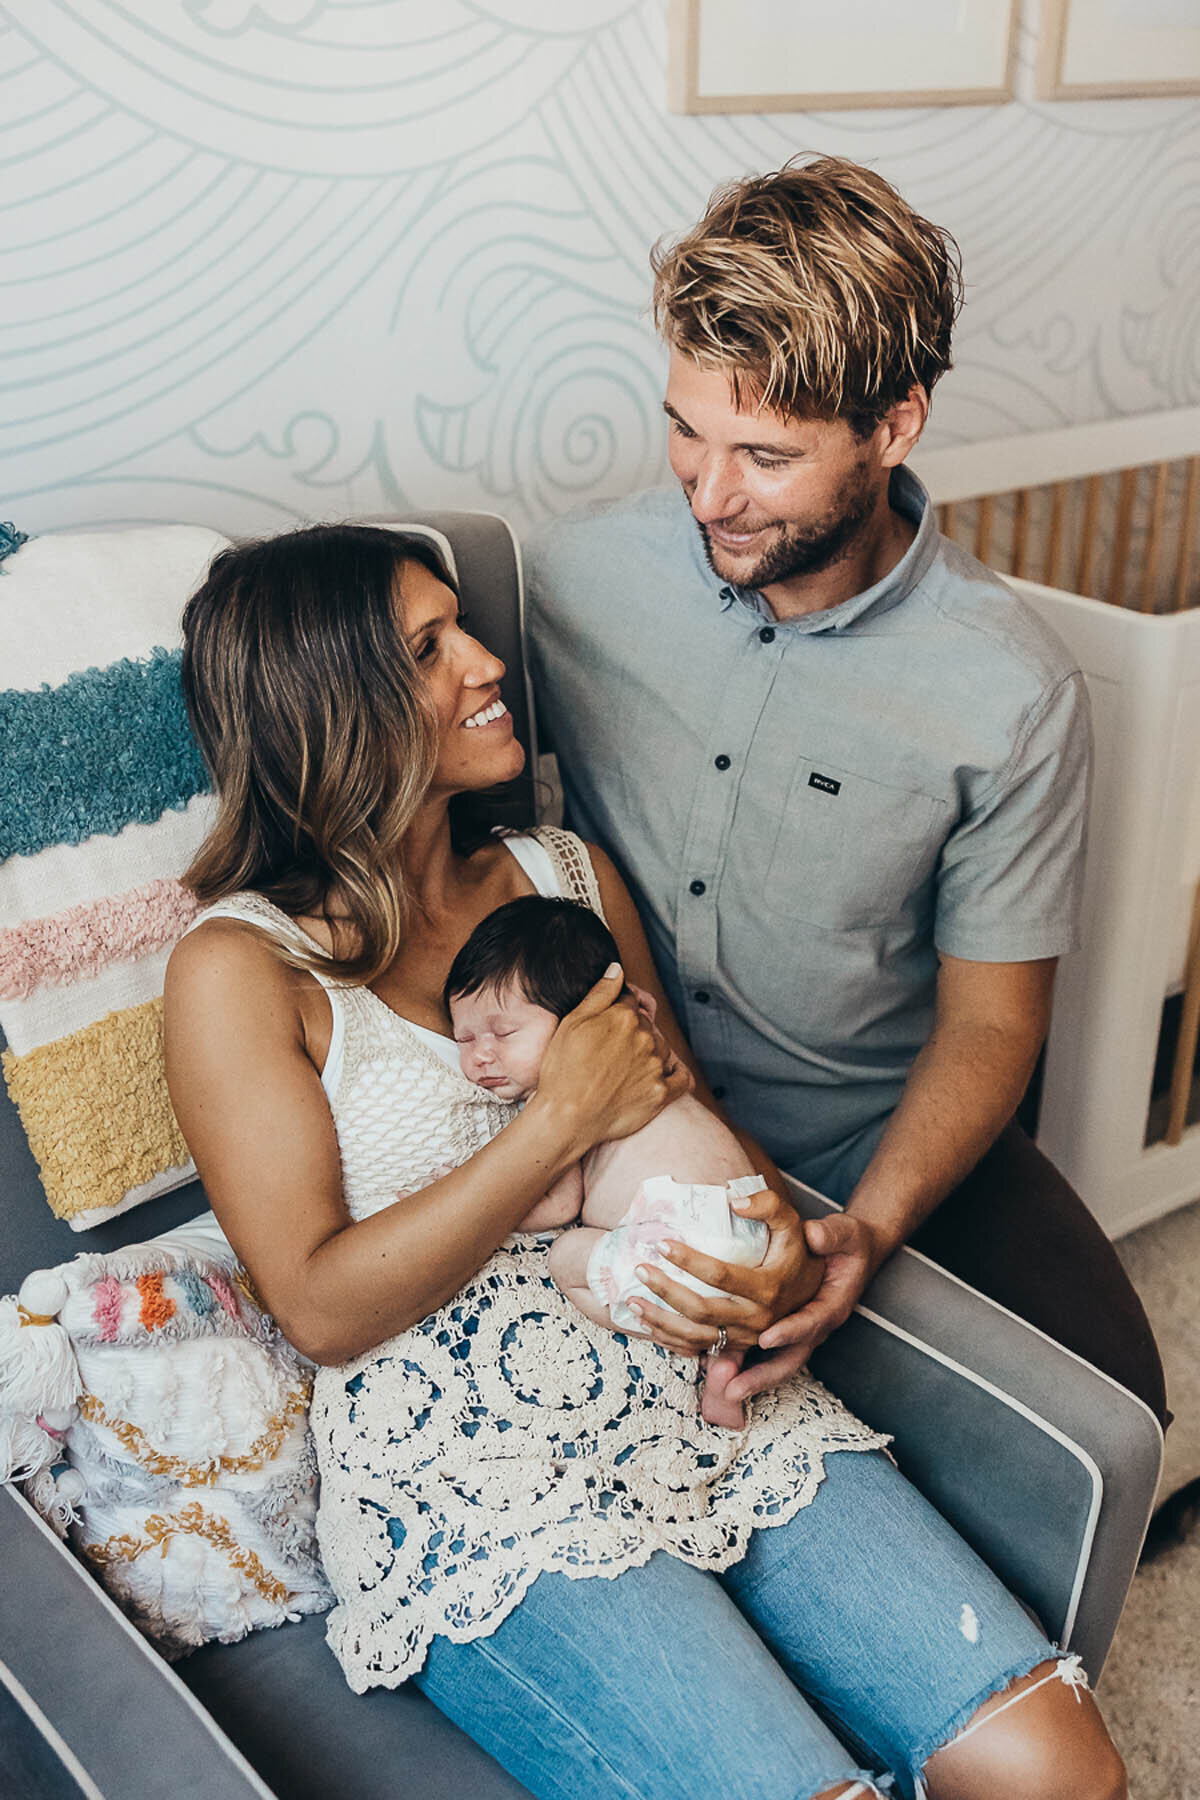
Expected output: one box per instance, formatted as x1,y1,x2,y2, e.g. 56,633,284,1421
696,457,877,592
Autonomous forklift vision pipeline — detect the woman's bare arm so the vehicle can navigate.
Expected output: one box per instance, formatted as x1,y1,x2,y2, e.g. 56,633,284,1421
164,919,685,1365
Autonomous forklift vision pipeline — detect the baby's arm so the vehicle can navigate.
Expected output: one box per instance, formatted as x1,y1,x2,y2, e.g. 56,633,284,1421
516,1161,585,1232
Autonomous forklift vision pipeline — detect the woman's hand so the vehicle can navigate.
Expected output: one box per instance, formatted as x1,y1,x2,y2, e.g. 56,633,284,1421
627,1183,822,1358
531,965,692,1158
634,1207,886,1403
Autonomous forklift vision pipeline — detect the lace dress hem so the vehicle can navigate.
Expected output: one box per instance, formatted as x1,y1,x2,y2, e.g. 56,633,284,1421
320,1434,882,1693
310,1232,887,1694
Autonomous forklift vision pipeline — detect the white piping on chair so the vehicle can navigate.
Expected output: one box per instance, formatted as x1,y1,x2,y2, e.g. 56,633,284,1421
0,1653,105,1800
898,1243,1167,1452
853,1304,1104,1648
1,1488,277,1799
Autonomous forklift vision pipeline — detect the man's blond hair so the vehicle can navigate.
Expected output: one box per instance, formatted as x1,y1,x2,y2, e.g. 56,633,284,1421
651,156,963,434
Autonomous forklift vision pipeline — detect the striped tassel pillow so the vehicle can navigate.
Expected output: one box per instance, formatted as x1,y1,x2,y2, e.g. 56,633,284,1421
3,1211,332,1657
0,525,228,1228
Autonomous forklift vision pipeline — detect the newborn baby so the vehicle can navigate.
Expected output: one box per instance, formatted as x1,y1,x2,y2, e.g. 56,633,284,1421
445,895,769,1429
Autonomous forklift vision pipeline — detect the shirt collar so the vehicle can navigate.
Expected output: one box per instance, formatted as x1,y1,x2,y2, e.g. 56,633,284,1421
705,465,938,633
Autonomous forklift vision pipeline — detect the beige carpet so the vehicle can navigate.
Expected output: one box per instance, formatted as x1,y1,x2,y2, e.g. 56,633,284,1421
1096,1198,1200,1798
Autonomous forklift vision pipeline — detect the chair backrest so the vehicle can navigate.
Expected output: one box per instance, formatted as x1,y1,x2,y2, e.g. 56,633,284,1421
0,510,534,1293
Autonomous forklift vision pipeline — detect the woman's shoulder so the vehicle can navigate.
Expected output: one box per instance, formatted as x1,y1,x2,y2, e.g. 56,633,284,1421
167,892,311,1005
167,906,288,993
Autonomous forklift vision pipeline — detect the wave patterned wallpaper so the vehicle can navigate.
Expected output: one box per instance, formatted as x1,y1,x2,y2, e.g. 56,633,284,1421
2,0,1199,537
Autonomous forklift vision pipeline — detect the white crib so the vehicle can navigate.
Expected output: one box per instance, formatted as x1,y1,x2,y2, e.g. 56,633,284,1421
914,408,1200,1238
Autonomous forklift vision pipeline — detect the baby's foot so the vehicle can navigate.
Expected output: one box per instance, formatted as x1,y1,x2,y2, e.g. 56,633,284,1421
700,1351,748,1430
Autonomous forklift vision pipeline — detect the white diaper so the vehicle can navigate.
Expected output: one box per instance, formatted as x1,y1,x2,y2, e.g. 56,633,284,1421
586,1174,769,1333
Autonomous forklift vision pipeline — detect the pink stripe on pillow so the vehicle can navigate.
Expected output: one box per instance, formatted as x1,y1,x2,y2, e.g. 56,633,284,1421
0,878,199,1000
93,1275,124,1342
207,1274,241,1321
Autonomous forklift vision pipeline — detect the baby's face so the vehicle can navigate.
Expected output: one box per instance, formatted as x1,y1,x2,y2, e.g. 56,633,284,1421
450,982,560,1101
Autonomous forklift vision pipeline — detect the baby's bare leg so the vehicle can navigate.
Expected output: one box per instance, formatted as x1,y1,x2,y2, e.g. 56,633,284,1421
547,1226,620,1333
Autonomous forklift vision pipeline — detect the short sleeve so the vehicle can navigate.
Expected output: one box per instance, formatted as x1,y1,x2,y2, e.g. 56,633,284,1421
935,670,1092,962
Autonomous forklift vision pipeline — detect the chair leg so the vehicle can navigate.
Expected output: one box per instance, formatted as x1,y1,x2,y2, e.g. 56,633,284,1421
1139,1475,1200,1564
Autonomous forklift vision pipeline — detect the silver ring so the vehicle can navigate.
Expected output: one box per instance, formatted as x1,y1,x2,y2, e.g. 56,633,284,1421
712,1327,728,1355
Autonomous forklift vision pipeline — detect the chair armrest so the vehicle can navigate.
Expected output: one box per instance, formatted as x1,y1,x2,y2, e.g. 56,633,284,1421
788,1179,1162,1680
0,1485,273,1800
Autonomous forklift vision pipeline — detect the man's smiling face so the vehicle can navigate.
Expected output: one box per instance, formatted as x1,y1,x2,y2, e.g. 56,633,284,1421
663,351,887,601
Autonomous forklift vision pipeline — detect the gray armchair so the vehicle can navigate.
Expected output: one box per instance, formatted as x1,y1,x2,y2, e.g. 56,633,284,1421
0,510,1162,1800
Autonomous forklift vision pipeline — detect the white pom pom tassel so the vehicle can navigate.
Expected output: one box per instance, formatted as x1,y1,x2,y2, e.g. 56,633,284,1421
0,1272,81,1483
0,1272,80,1419
54,1468,87,1510
23,1468,60,1522
22,1466,86,1539
49,1468,87,1537
0,1412,58,1482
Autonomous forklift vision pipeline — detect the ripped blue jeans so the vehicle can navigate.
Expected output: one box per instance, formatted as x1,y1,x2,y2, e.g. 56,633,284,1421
413,1447,1059,1800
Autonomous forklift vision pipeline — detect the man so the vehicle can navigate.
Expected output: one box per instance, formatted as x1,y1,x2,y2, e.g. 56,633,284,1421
524,156,1166,1426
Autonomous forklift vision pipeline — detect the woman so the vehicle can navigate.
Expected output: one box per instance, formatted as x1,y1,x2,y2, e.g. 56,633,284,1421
164,523,1126,1800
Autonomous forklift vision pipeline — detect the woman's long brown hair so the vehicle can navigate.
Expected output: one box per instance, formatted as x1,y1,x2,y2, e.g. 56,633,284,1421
180,524,450,984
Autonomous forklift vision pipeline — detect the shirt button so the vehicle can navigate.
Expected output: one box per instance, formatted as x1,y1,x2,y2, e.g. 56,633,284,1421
689,879,706,896
759,626,775,644
714,754,731,771
711,1085,726,1100
694,989,711,1005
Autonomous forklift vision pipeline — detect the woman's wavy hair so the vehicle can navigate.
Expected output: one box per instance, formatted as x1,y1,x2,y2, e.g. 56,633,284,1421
651,156,963,436
181,523,458,984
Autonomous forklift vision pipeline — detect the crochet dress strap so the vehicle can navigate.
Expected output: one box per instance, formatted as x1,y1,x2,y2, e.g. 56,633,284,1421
523,824,609,919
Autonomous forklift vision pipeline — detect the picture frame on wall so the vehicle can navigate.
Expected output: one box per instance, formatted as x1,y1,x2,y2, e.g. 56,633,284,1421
668,0,1019,114
1036,0,1200,100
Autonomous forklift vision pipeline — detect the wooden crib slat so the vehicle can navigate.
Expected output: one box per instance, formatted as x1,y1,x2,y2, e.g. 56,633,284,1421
1045,482,1066,589
974,493,994,564
1109,466,1139,609
1139,461,1171,613
1174,457,1199,613
1011,488,1030,578
1076,474,1103,595
1166,879,1200,1146
938,502,955,538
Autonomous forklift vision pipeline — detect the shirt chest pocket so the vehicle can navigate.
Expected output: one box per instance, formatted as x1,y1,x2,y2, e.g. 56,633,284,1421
763,757,948,929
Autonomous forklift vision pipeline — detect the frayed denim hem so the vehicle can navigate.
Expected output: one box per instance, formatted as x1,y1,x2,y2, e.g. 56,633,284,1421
908,1649,1089,1797
799,1777,891,1800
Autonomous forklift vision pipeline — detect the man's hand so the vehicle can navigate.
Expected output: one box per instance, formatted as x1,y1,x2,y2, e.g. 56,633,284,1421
723,1212,884,1403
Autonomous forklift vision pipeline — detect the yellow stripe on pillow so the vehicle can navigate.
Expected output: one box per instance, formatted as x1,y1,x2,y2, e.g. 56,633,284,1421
2,998,192,1225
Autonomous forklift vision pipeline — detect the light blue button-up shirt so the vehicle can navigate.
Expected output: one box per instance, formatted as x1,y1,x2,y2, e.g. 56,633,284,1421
524,469,1090,1201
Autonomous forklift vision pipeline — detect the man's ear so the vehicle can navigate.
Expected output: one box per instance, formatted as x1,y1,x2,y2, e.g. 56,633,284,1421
626,983,659,1024
878,385,929,468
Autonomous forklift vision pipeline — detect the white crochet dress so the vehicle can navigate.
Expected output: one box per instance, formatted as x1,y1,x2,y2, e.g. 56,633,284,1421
194,828,887,1693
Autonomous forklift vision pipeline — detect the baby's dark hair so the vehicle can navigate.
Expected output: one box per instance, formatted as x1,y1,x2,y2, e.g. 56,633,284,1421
443,896,620,1019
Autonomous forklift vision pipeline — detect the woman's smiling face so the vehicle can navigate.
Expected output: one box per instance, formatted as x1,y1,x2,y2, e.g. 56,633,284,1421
399,558,525,797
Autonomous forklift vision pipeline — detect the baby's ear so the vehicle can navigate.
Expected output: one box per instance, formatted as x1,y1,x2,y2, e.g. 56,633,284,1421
626,983,658,1024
